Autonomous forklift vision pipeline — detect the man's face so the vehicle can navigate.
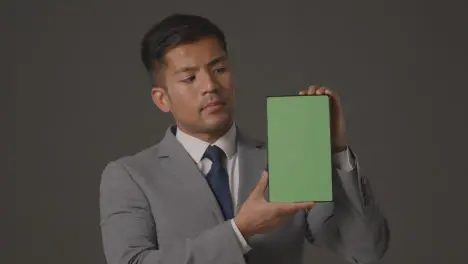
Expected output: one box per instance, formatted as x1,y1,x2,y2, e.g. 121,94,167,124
152,36,235,136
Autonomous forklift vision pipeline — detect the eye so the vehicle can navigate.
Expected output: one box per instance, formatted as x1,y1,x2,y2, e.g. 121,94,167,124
181,76,195,83
214,67,228,74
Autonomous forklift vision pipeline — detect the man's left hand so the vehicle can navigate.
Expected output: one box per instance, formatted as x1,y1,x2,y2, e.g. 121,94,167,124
299,85,347,153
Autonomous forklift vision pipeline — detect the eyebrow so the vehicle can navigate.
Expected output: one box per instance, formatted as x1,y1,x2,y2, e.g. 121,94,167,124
174,55,227,74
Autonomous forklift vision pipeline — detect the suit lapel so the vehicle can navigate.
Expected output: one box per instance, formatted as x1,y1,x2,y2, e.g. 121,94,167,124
155,126,268,219
236,128,268,213
157,126,225,222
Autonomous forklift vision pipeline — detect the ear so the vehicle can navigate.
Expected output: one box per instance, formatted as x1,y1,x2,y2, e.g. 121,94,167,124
151,87,171,112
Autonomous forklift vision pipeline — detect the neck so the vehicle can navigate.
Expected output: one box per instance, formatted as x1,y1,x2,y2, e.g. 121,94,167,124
176,121,233,144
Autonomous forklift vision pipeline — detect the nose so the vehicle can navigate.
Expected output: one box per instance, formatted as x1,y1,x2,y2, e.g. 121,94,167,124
200,70,219,94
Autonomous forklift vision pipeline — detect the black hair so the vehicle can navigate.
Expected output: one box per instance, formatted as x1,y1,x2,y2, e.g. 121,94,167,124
140,13,227,86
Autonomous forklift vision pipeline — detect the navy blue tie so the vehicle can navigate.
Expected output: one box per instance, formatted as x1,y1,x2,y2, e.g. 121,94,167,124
203,145,234,220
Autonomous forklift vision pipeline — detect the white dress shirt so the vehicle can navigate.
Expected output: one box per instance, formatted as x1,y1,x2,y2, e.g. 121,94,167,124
175,123,355,253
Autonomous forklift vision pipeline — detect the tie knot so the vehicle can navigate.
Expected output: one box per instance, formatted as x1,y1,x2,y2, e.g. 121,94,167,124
203,145,226,164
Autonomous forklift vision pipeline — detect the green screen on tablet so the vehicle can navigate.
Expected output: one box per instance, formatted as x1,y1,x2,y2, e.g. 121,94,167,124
267,95,333,203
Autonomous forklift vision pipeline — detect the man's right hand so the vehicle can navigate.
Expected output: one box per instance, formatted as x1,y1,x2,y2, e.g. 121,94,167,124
234,171,316,239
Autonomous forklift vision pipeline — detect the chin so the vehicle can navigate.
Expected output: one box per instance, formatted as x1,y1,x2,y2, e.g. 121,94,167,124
204,114,232,132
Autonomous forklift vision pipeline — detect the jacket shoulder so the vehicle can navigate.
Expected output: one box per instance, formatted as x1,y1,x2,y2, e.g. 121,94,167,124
103,141,164,174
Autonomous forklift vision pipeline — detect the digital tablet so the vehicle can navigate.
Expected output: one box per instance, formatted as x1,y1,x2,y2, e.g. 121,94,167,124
267,95,333,203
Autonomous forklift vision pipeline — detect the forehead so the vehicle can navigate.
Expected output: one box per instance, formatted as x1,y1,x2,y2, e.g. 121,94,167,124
163,37,226,70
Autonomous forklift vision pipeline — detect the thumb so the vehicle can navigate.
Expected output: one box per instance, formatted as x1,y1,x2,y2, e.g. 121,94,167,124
253,170,269,197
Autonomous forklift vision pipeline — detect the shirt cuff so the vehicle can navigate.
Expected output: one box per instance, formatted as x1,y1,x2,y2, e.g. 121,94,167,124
332,147,355,171
230,219,252,254
333,148,369,212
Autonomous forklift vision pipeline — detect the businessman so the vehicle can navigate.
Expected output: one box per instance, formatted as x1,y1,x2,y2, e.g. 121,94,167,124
99,13,389,264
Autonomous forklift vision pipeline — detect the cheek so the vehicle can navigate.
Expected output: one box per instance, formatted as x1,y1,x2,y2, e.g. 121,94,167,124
219,73,232,88
169,88,200,118
223,77,235,100
216,75,234,98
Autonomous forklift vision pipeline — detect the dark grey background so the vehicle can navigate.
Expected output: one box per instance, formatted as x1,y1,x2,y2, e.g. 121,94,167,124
5,0,468,263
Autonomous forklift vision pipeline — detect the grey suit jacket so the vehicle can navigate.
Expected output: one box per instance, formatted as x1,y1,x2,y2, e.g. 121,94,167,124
99,125,389,264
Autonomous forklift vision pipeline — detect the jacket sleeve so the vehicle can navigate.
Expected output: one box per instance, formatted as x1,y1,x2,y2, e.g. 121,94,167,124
305,148,390,264
99,161,246,264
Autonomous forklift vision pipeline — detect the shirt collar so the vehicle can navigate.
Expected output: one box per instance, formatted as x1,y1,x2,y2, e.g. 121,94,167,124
175,122,237,162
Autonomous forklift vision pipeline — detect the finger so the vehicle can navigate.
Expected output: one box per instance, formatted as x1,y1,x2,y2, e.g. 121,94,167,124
293,202,316,210
253,171,269,197
307,85,318,95
298,90,307,95
325,89,341,106
316,86,327,95
276,202,316,215
324,89,337,102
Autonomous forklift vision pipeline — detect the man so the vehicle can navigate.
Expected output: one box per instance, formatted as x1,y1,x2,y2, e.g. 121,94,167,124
99,13,389,264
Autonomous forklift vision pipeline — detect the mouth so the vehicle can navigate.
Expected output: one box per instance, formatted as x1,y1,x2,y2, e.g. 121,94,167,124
201,100,226,112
